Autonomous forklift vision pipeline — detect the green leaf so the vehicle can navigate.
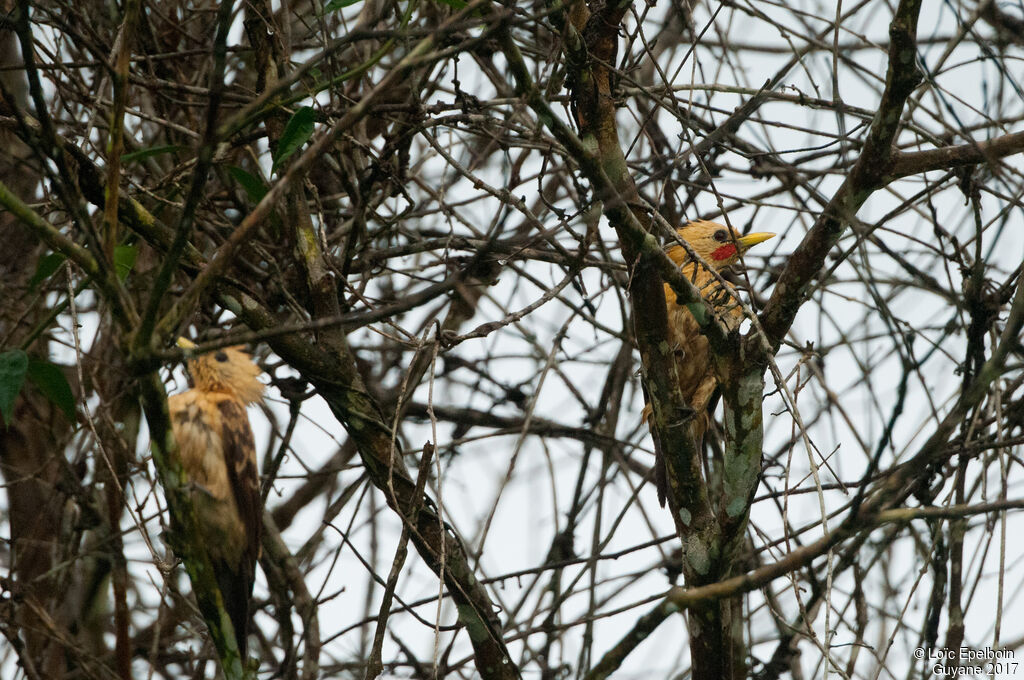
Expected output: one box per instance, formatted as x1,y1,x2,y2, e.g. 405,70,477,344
27,359,76,422
227,166,268,203
29,252,66,289
114,244,138,281
322,0,363,11
0,350,29,426
272,106,315,173
121,145,182,163
435,0,467,7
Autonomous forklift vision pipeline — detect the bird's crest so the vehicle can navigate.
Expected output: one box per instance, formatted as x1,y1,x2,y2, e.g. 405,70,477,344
176,338,265,405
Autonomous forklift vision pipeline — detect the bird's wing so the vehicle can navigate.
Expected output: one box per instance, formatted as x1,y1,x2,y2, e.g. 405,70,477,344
214,398,261,655
215,399,262,571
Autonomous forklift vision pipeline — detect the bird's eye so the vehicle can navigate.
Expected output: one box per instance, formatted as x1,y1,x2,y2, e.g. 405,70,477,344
713,229,729,242
215,351,228,363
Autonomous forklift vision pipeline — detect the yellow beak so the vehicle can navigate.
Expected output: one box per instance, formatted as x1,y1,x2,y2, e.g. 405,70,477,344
736,232,775,250
176,337,198,351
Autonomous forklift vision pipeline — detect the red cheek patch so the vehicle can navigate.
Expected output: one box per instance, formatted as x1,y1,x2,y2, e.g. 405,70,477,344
711,244,737,261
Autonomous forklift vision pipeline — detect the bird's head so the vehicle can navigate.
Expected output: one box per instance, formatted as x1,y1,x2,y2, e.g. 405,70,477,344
667,220,775,270
176,338,265,404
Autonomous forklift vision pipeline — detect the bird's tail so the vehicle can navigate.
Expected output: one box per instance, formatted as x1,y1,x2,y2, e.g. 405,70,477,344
642,403,710,508
216,568,251,657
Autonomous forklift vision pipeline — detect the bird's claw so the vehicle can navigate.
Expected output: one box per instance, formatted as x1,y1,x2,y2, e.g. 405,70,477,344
183,481,216,500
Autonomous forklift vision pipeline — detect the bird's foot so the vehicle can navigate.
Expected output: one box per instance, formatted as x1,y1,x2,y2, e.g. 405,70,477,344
182,480,216,500
665,404,697,430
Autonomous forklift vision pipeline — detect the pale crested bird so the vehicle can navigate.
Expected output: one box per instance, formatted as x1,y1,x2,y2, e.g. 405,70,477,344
644,220,774,499
167,338,264,656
